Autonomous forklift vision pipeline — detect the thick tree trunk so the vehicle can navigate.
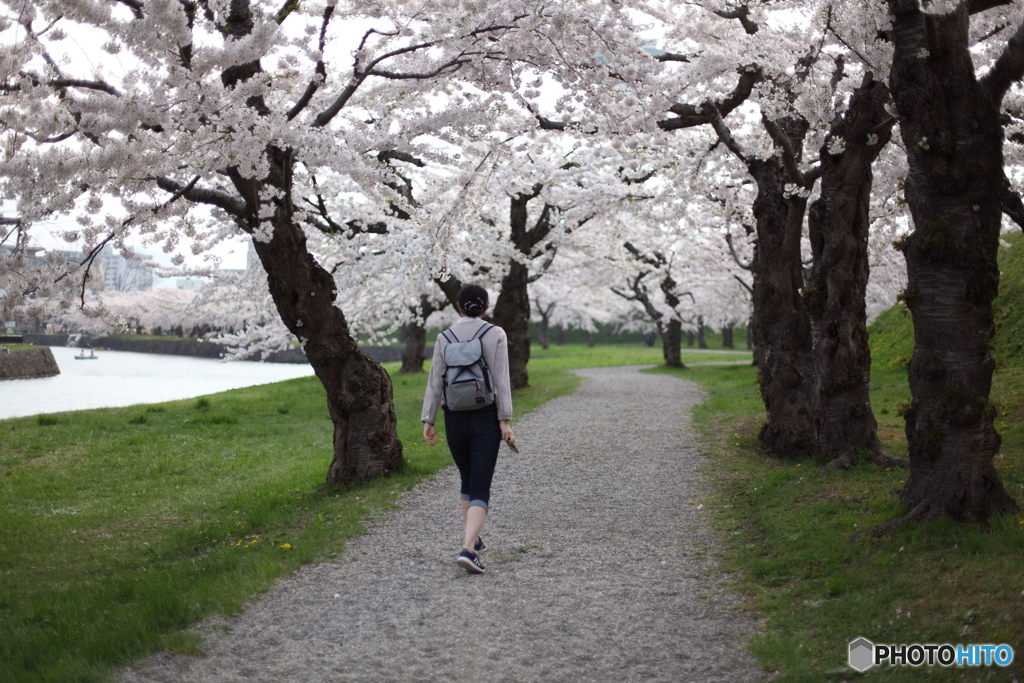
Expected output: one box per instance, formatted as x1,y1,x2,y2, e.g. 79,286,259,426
806,76,894,465
251,215,404,485
401,321,427,373
722,323,734,349
587,331,595,347
697,316,708,349
537,316,550,350
750,131,817,458
400,295,436,374
887,3,1018,520
687,330,694,347
204,0,403,487
557,325,565,345
662,319,683,367
491,260,531,389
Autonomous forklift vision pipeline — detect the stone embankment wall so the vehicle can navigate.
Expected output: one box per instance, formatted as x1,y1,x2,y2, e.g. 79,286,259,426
0,347,60,380
20,334,418,365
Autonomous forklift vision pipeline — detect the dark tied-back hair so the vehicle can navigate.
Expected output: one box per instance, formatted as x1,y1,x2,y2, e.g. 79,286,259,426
458,284,489,318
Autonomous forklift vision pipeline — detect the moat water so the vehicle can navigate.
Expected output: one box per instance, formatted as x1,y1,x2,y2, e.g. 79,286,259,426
0,346,314,419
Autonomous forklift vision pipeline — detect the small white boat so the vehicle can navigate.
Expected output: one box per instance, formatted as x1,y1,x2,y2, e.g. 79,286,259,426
74,349,98,360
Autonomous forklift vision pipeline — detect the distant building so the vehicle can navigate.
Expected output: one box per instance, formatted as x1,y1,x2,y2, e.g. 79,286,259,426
175,277,206,291
99,245,154,292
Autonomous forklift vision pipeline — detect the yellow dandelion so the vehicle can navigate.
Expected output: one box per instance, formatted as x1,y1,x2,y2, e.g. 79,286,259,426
280,543,292,549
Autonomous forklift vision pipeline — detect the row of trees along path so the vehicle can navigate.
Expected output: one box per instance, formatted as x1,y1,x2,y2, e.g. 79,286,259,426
1,1,1022,528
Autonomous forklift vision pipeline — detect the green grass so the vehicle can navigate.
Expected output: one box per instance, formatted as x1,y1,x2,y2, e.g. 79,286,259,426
652,362,1024,681
1,342,744,683
650,250,1024,681
20,306,1024,683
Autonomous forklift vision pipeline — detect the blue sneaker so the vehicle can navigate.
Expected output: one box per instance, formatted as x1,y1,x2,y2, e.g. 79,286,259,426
457,549,485,574
474,536,486,552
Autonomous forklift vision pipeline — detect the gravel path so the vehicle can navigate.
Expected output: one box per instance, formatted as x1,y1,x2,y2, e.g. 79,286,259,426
120,366,766,683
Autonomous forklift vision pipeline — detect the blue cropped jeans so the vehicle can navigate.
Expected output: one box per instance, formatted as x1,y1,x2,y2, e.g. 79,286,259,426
444,403,501,510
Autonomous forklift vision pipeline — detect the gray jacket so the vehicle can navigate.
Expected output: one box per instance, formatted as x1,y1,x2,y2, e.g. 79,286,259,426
421,317,513,424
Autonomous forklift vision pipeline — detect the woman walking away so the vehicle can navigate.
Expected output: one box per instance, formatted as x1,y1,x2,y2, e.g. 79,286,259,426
422,284,516,574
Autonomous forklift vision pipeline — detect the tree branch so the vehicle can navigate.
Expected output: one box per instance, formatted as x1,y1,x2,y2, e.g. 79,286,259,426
369,58,472,81
657,65,763,131
981,18,1024,106
733,273,754,296
624,241,666,268
76,232,117,308
286,4,334,121
155,177,248,217
3,73,123,98
707,104,747,162
715,5,759,34
114,0,144,19
969,0,1013,14
761,115,811,188
275,0,300,24
1002,179,1024,230
724,233,752,270
653,52,691,63
312,17,523,129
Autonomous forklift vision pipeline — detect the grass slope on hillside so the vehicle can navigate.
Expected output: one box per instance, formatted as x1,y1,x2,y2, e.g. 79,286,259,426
665,236,1024,681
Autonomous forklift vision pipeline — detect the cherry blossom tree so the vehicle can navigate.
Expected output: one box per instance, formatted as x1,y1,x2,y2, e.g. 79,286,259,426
0,0,654,484
880,0,1024,523
630,2,902,464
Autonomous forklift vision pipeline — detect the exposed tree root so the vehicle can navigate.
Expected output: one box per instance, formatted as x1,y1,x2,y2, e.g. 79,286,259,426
823,445,908,471
871,450,908,469
850,499,931,541
823,452,853,470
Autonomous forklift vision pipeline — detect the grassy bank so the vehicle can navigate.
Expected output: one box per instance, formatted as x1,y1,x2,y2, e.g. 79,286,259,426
0,344,742,683
13,318,1020,683
657,361,1023,681
655,263,1024,680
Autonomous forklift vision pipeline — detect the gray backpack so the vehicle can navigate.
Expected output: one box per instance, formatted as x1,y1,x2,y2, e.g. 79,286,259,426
442,324,496,411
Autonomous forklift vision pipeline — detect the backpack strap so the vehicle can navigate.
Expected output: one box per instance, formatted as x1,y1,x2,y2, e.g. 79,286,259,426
470,324,495,392
470,323,494,342
443,323,493,346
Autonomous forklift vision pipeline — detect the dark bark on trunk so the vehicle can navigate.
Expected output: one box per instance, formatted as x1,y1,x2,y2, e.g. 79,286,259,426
534,300,555,350
722,323,734,348
489,188,562,390
400,296,436,374
400,323,426,373
687,330,694,347
491,259,531,389
557,325,565,345
697,316,708,349
250,208,403,485
662,318,683,367
806,76,895,465
587,331,595,347
887,2,1018,520
537,317,550,349
209,2,402,486
749,122,817,458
